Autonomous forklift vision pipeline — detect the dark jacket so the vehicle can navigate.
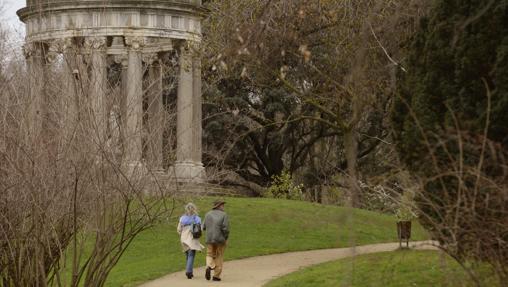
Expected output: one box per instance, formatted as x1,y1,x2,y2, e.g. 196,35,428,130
203,209,229,244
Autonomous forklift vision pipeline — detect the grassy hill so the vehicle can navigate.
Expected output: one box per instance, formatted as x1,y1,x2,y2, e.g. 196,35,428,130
265,250,499,287
105,197,429,286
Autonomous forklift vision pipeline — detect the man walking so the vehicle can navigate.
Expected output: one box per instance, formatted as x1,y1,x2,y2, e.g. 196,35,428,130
203,199,229,281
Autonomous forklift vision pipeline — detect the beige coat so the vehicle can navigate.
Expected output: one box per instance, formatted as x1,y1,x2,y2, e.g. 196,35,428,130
177,222,204,252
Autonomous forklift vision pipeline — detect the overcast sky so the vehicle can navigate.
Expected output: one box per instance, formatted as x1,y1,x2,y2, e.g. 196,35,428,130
1,0,25,29
1,0,26,50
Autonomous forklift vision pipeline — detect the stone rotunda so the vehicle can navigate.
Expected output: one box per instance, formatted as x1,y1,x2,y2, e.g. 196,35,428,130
17,0,206,182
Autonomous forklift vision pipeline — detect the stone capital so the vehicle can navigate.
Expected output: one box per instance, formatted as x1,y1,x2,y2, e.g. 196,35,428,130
187,40,201,52
62,38,75,52
113,54,129,67
22,42,36,59
47,40,63,63
47,38,74,62
178,40,191,53
125,36,146,51
84,36,107,51
178,42,193,73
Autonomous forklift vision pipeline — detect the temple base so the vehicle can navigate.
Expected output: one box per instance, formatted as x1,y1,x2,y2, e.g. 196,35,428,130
124,161,147,177
171,162,205,183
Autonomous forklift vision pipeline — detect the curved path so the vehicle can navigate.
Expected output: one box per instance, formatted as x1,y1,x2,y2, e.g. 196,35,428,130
139,241,437,287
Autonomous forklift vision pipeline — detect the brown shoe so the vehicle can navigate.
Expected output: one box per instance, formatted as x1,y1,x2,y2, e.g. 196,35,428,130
212,277,221,281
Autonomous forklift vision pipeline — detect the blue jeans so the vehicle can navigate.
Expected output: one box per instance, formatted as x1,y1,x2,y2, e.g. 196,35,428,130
185,250,196,274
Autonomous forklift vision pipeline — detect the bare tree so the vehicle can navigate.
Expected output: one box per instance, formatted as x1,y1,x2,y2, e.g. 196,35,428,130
203,0,430,206
0,26,178,287
408,110,507,286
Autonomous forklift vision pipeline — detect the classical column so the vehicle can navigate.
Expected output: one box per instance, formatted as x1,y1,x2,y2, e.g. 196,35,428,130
145,54,164,171
174,43,204,182
116,55,129,158
75,46,89,123
60,38,78,141
111,54,128,160
124,36,144,168
174,44,194,180
85,37,108,144
192,55,204,173
24,42,44,141
177,45,193,163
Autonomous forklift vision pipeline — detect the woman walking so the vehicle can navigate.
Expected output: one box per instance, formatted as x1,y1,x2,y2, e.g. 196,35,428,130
177,203,204,279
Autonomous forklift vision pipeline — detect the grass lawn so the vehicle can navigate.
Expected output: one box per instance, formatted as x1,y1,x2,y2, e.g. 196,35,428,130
105,197,429,286
265,250,498,287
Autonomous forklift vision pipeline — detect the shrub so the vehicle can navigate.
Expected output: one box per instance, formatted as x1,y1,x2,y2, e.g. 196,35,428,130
265,170,304,200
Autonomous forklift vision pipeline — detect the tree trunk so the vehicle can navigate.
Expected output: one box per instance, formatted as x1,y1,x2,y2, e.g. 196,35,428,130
312,136,325,203
344,128,361,207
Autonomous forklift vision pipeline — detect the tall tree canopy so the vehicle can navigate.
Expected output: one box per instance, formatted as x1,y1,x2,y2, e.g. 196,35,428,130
203,0,427,202
393,0,508,282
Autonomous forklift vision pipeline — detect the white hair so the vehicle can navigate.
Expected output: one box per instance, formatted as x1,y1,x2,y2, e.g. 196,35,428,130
185,202,198,216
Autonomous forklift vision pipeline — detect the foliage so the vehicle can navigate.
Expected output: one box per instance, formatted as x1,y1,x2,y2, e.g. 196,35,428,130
393,0,508,170
359,181,399,214
265,170,304,200
395,191,418,222
202,0,429,205
266,250,499,287
358,180,417,221
203,80,332,188
393,0,508,284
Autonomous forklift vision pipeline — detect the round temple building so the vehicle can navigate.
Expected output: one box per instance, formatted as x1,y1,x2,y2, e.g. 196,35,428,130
17,0,206,182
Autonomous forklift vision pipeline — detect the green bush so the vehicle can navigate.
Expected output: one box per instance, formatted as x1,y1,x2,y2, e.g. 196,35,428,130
265,170,304,200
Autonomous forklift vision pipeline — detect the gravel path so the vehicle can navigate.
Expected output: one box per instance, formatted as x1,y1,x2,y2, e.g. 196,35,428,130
139,241,437,287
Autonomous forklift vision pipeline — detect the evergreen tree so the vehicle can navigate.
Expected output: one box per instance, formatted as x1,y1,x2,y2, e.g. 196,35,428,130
393,0,507,282
395,0,508,165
